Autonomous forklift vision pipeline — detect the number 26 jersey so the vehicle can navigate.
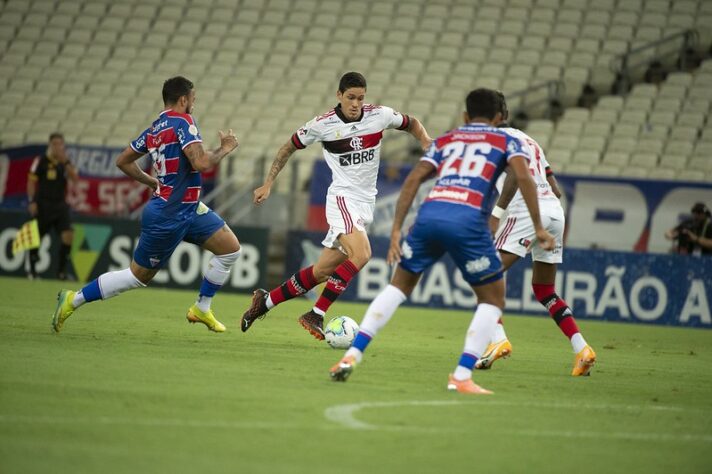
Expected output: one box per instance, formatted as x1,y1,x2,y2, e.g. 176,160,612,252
418,123,530,223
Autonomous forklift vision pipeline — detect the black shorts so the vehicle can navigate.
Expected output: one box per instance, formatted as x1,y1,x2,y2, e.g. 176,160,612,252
37,202,72,235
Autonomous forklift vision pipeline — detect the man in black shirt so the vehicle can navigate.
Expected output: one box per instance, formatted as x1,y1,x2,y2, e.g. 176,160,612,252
27,132,79,279
665,202,712,256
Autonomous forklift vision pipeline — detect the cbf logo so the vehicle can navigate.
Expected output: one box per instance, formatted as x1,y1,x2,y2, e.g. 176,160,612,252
350,136,363,150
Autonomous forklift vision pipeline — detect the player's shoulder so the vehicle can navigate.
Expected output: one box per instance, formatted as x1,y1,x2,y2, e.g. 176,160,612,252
165,110,196,126
313,107,338,124
502,126,536,144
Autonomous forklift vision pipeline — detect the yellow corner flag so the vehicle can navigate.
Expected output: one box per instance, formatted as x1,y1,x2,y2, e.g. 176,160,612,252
12,219,40,255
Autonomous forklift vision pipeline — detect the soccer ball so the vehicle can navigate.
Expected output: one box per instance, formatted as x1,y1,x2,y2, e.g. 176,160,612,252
324,316,359,349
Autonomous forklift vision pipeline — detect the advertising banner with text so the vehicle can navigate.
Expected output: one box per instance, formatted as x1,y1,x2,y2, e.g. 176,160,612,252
286,230,711,328
306,161,712,253
0,211,268,292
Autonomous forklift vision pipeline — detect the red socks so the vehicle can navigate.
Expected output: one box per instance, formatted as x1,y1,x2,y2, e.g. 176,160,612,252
269,266,318,306
314,259,359,314
532,283,580,339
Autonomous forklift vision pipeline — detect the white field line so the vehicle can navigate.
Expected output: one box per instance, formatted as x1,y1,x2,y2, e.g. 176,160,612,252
323,399,712,442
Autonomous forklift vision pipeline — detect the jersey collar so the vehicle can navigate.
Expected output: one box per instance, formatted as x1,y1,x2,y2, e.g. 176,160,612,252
334,104,363,123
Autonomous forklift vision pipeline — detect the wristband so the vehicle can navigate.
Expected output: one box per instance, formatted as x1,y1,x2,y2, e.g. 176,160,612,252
492,206,506,219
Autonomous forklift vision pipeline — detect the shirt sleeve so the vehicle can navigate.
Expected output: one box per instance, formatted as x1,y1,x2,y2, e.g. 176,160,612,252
419,140,440,169
381,105,410,131
175,116,202,150
130,128,150,154
540,151,555,176
291,117,320,149
505,135,530,163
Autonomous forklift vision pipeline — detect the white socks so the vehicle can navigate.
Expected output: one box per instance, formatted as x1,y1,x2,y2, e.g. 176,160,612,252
453,303,502,380
344,284,407,363
493,322,507,343
571,333,587,353
196,251,240,312
358,284,407,337
73,268,145,308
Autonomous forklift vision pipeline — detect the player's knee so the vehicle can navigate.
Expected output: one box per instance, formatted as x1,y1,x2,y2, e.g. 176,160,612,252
348,247,371,268
213,250,240,270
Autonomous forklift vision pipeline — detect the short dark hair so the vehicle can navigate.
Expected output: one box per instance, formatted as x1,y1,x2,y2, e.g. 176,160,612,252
162,76,194,105
495,90,509,121
465,88,501,120
49,132,64,142
339,72,367,92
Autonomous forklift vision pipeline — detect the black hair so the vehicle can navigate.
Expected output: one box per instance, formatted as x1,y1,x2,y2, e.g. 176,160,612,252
338,72,367,92
495,90,509,121
162,76,194,105
466,88,500,120
49,132,64,141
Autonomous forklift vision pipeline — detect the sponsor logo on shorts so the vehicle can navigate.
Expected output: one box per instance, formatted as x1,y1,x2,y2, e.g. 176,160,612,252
401,241,413,260
466,256,491,274
518,238,532,248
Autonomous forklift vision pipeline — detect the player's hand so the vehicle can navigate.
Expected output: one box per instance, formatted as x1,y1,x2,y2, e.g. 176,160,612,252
536,228,556,250
28,202,38,217
387,230,402,265
254,183,271,205
218,129,239,154
489,216,500,237
421,137,433,151
148,177,160,195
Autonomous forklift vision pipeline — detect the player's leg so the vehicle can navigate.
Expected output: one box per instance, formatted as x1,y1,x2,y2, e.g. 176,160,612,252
530,208,595,375
304,230,371,333
241,195,352,332
184,209,240,332
446,226,505,394
330,218,441,381
241,246,345,332
446,277,502,395
57,205,73,280
532,262,596,376
476,214,529,369
52,260,156,333
301,196,375,339
330,267,419,381
28,207,51,279
52,211,181,333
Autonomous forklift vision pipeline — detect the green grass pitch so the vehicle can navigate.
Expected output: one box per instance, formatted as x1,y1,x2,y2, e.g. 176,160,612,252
1,276,711,473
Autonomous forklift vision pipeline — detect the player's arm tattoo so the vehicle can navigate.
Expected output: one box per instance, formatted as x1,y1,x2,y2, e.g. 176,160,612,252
184,143,230,172
392,161,436,234
265,140,298,184
496,169,519,210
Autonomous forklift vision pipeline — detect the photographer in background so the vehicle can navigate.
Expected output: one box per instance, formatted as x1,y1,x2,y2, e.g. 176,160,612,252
665,202,712,256
27,132,79,279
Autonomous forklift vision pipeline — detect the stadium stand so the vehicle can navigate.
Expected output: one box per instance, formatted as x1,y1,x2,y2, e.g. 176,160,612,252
0,0,710,187
540,61,712,180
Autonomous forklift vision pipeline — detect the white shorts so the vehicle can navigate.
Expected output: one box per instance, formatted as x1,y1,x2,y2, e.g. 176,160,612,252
494,205,564,264
321,194,374,251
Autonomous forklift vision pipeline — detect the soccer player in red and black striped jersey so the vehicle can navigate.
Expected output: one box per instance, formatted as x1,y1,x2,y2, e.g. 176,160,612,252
241,72,432,340
52,77,241,334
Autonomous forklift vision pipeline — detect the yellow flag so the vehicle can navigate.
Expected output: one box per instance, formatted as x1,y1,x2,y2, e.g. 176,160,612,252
12,219,40,255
